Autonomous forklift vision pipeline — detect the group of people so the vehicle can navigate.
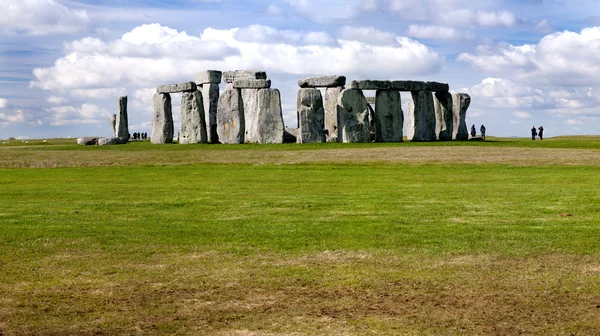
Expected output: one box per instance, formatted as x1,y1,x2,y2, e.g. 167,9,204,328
531,126,544,140
470,124,486,140
129,132,148,141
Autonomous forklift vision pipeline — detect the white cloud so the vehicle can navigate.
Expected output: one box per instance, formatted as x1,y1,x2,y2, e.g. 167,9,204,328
235,25,336,46
46,103,109,126
458,27,600,86
407,25,473,40
566,119,583,125
0,0,89,36
513,111,532,119
338,26,397,45
534,19,554,34
70,88,127,99
47,96,68,105
0,98,8,108
0,110,27,124
266,5,285,15
475,10,516,27
287,0,377,23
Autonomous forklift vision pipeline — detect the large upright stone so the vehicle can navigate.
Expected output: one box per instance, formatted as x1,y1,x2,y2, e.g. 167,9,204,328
434,91,454,141
201,83,220,143
452,93,471,141
223,70,267,83
217,89,245,144
110,114,117,136
298,76,346,88
195,70,222,85
324,87,343,138
336,89,371,143
255,89,284,144
152,93,174,144
374,90,403,142
297,88,325,143
115,96,128,139
407,91,436,142
179,91,207,144
241,89,260,143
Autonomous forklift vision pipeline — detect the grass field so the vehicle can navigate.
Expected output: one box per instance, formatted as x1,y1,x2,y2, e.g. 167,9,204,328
1,137,600,335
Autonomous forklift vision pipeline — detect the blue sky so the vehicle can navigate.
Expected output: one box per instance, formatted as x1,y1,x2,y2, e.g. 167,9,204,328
1,0,599,139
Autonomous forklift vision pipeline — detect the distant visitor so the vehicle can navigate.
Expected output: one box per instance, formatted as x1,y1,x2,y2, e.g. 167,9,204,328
531,126,537,140
480,125,486,140
538,126,544,140
470,125,476,138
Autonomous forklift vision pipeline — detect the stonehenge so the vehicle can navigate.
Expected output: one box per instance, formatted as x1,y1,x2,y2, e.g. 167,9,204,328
149,70,472,146
115,96,128,139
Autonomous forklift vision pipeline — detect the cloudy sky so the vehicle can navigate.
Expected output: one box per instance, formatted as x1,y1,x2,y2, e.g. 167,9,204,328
1,0,599,139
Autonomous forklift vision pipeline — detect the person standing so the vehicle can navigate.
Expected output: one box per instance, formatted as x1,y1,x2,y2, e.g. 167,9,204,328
480,125,486,140
531,126,537,140
471,125,476,138
538,126,544,140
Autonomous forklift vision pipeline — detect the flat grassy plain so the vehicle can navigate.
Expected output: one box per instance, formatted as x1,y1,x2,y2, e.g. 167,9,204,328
1,137,600,335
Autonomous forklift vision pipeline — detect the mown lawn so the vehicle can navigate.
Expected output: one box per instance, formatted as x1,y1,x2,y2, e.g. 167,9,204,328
1,139,600,335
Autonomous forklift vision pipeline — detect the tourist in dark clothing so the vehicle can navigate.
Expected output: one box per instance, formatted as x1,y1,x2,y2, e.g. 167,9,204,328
538,126,544,140
531,126,537,140
480,125,486,140
470,125,476,138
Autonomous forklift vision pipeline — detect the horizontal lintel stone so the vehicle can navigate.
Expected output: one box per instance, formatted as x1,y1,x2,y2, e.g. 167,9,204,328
298,75,346,88
233,79,271,89
349,80,449,92
223,70,268,83
157,82,197,94
195,70,222,84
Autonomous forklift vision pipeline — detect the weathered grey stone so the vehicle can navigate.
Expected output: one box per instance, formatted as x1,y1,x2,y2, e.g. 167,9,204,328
179,91,207,144
324,87,343,138
434,91,454,141
156,82,197,94
365,96,376,104
452,93,471,141
407,91,436,142
297,88,325,143
374,90,403,142
76,137,100,146
298,76,346,88
195,70,222,84
98,137,127,146
201,83,220,143
349,80,449,92
151,93,174,144
217,89,245,144
115,96,128,139
336,89,371,143
241,89,260,143
255,89,284,144
110,114,117,136
326,134,338,143
233,79,271,89
223,70,267,83
368,103,376,142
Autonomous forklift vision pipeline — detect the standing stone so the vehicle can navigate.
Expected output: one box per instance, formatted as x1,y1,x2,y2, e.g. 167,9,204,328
201,83,220,143
110,114,117,136
152,93,174,144
374,90,403,142
324,87,343,139
434,91,454,141
336,89,371,143
179,91,207,144
452,93,471,141
407,91,436,142
217,89,245,144
255,89,284,144
297,88,325,143
241,89,260,143
115,96,128,139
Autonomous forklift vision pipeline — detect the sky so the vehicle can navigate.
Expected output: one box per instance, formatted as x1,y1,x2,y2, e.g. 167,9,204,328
1,0,599,139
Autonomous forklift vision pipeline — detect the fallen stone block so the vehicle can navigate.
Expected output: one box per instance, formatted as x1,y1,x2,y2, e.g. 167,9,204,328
298,75,346,88
195,70,222,84
151,93,174,144
407,91,436,142
337,89,371,143
375,90,403,142
297,88,326,143
179,91,207,144
233,79,271,89
223,70,267,83
76,137,100,146
452,93,471,141
156,82,197,94
98,137,127,146
217,89,245,144
115,96,128,139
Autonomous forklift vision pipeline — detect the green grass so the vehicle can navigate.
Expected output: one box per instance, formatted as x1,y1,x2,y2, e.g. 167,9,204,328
1,138,600,335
